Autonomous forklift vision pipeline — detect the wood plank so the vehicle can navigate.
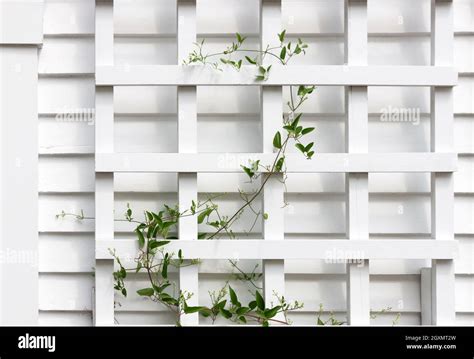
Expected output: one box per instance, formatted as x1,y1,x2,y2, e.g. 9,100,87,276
96,65,458,86
96,239,458,260
345,0,370,326
430,0,456,325
96,152,458,173
94,0,114,326
177,0,199,326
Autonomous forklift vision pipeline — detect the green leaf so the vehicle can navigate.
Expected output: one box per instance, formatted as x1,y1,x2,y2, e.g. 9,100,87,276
217,300,227,309
295,143,306,153
184,303,205,314
283,125,293,133
199,308,213,317
236,307,250,315
275,157,285,172
273,131,282,149
198,232,207,240
264,306,282,319
239,316,247,324
208,220,220,229
219,307,233,319
301,127,315,135
258,66,266,75
148,240,170,250
162,255,169,279
263,213,269,220
137,288,154,297
229,286,239,306
146,211,154,222
305,142,314,152
291,113,302,129
198,208,213,224
317,317,325,325
280,46,286,60
278,30,286,43
241,165,255,179
136,229,145,248
249,301,257,310
255,75,266,81
151,223,160,238
158,283,171,293
245,56,257,65
297,85,305,97
121,288,127,297
146,223,154,239
236,33,244,43
307,151,315,159
255,291,265,311
162,221,176,230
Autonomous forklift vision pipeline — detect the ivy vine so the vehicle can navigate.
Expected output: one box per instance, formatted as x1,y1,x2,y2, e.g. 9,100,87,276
57,31,400,326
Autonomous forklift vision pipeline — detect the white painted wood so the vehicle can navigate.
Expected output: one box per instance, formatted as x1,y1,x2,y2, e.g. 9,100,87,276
0,1,44,44
96,65,458,87
94,0,114,326
33,0,473,326
43,0,95,35
177,0,198,326
345,0,370,326
260,0,285,316
178,173,199,325
97,239,458,260
39,37,95,75
421,267,432,325
430,0,456,326
96,152,458,173
0,41,42,324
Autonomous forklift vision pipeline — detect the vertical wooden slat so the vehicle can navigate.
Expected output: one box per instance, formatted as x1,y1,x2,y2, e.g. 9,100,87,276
94,0,114,326
430,0,455,326
177,0,199,326
345,0,370,326
260,0,285,316
0,1,43,324
421,268,432,325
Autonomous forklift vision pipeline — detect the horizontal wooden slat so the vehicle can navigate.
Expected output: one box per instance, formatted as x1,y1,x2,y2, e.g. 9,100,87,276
96,239,458,263
96,65,458,86
96,239,458,260
96,152,457,173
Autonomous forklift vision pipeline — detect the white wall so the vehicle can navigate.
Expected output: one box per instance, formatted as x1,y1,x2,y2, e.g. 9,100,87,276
37,0,474,325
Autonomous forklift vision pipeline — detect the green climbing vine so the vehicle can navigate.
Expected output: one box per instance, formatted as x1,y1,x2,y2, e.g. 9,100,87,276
57,31,399,327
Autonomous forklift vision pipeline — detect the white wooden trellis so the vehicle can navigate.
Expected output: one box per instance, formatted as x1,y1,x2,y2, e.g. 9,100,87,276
177,0,199,326
345,0,370,326
93,0,459,325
